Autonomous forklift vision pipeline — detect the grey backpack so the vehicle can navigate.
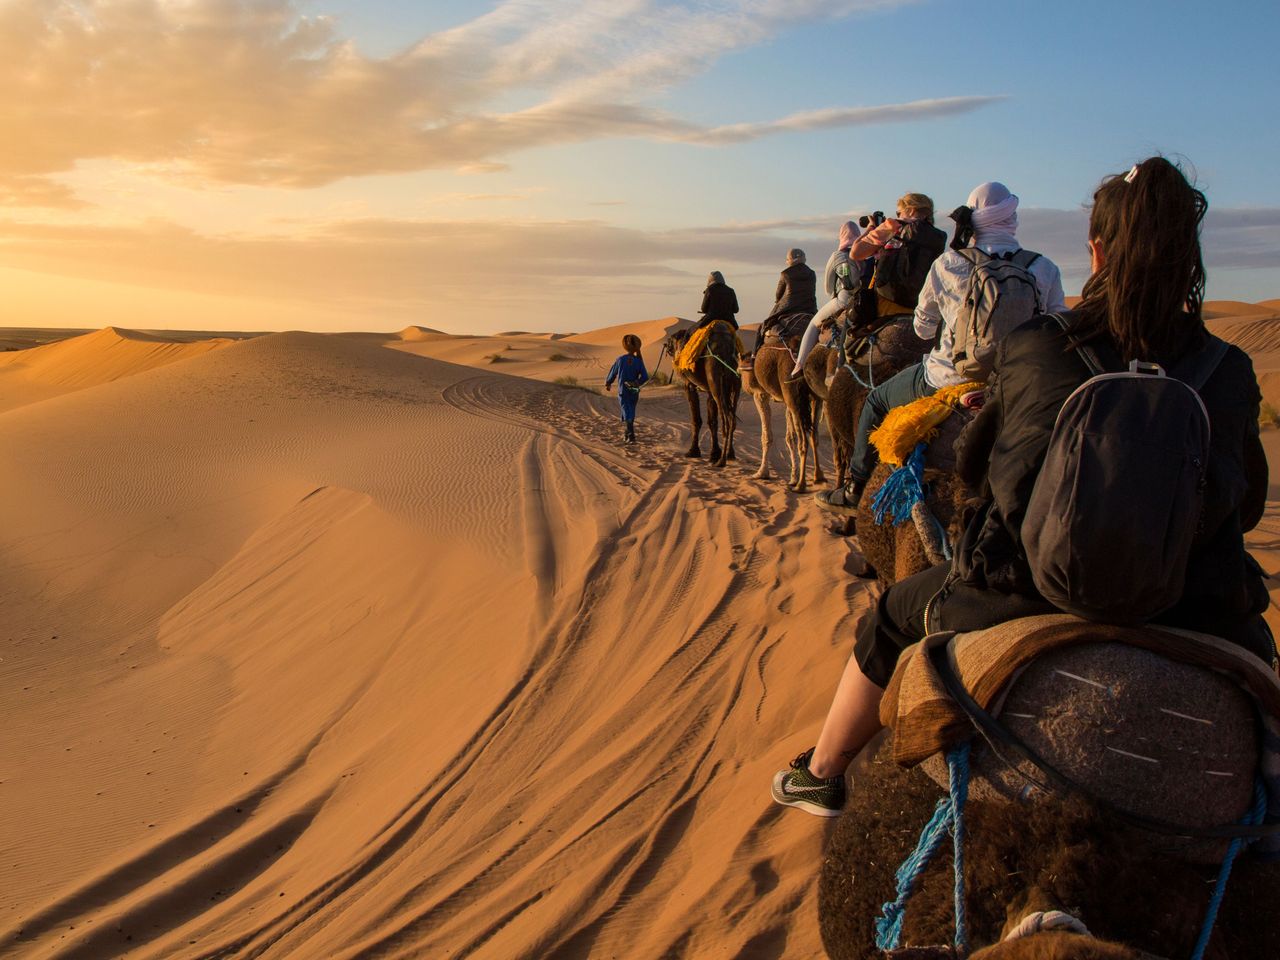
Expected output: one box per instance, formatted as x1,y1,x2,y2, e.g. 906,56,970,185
951,248,1042,382
1022,314,1230,624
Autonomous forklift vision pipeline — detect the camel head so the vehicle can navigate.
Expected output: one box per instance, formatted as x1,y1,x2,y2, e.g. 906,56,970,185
663,328,692,360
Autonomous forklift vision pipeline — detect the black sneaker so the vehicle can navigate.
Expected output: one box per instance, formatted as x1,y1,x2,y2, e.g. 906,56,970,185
814,481,864,517
771,748,846,817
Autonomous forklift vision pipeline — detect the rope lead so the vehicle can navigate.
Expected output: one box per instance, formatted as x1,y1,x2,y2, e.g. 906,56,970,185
875,742,971,954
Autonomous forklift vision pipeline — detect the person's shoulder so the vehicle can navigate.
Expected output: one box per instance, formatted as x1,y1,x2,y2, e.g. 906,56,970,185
1019,249,1062,273
1004,313,1069,353
1207,338,1259,396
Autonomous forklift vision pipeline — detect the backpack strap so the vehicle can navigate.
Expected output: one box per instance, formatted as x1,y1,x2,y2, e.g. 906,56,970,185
1011,248,1041,269
1049,312,1105,378
1171,335,1231,392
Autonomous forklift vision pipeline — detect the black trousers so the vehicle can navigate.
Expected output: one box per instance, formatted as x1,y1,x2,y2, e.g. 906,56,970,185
852,562,1277,690
853,562,1057,689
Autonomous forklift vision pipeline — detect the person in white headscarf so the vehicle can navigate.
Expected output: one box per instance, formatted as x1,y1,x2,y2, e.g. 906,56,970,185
789,219,865,378
815,181,1066,518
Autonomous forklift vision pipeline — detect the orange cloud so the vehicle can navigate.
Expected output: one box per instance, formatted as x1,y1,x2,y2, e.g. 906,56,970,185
0,1,997,205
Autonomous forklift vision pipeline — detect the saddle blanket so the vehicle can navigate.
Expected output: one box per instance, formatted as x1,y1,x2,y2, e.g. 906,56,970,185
882,614,1280,856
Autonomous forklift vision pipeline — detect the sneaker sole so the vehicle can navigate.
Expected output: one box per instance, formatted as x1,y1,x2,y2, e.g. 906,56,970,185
813,497,859,517
770,772,843,818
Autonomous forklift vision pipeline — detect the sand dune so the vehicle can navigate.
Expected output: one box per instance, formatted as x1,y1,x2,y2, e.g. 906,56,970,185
560,316,691,347
0,324,859,958
4,304,1279,958
387,317,691,387
0,326,237,413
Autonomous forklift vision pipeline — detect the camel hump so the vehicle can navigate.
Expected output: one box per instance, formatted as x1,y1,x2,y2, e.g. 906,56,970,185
892,614,1280,863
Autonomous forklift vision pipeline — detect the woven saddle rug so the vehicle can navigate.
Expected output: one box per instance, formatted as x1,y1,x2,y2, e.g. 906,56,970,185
882,614,1280,860
674,320,745,373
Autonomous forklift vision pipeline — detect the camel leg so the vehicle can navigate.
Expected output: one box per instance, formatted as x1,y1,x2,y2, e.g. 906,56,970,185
719,384,739,467
706,380,723,466
684,383,702,457
810,395,826,486
752,391,772,480
785,405,806,492
724,380,739,461
833,437,850,490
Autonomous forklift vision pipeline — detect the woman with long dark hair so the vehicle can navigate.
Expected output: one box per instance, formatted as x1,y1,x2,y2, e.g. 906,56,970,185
772,156,1273,817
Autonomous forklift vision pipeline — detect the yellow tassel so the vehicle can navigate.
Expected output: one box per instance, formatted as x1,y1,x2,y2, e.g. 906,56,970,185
675,320,744,372
869,381,983,467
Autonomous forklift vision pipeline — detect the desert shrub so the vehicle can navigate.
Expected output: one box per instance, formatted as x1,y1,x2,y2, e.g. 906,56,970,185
1260,402,1280,429
552,375,602,394
548,353,569,362
484,353,509,364
648,370,672,386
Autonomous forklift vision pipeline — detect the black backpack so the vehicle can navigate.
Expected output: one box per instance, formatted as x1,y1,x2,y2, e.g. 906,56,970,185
870,220,946,311
1021,314,1230,624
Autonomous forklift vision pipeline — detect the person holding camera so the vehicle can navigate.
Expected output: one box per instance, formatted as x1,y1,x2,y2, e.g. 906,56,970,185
788,218,869,379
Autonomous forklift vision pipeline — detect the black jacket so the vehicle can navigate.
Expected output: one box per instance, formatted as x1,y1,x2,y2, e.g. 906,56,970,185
699,283,740,328
954,313,1270,653
765,262,818,324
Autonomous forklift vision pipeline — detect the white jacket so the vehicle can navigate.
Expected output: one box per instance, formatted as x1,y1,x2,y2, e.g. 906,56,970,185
913,242,1066,389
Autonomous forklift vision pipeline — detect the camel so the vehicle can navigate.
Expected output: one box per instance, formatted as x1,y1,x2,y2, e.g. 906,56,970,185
665,323,740,467
818,316,934,523
818,740,1280,960
744,314,825,492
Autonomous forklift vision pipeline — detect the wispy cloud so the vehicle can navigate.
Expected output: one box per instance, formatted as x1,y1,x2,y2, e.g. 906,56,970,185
0,0,994,205
3,206,1274,331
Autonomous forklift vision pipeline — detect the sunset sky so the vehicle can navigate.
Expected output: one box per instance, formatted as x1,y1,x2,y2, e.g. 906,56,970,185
2,0,1277,334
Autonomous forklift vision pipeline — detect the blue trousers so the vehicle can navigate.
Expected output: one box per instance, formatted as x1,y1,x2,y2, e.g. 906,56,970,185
618,388,639,423
849,362,935,483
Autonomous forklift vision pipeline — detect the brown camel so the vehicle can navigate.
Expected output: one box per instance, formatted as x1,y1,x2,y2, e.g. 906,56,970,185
745,315,825,491
818,740,1280,960
665,325,740,467
821,316,934,518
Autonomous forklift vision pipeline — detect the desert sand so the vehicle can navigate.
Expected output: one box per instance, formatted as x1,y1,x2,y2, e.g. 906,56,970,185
1,304,1277,959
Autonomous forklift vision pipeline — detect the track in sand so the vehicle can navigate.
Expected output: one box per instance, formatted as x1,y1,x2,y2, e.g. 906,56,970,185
0,329,872,958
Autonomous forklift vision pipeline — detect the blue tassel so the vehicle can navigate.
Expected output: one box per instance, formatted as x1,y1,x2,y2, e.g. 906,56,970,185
871,442,928,526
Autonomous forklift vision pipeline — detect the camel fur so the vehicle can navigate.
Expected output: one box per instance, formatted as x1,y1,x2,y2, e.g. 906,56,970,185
801,341,854,489
746,329,825,492
665,325,740,467
854,412,976,586
826,317,934,529
818,742,1280,960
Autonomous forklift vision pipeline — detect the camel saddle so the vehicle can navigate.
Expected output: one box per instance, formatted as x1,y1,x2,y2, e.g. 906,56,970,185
882,614,1280,863
764,311,812,342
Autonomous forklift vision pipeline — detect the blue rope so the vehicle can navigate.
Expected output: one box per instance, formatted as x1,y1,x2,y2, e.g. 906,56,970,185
949,742,970,952
1189,780,1268,960
875,742,972,953
845,333,878,389
871,442,929,525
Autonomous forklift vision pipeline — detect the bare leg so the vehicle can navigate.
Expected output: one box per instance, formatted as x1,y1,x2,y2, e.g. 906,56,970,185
808,655,884,779
791,294,846,374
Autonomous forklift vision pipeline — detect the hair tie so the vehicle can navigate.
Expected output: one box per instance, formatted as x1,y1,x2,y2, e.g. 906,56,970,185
948,205,974,251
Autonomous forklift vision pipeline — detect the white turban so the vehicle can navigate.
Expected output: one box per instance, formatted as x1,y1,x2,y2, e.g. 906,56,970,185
966,181,1019,246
